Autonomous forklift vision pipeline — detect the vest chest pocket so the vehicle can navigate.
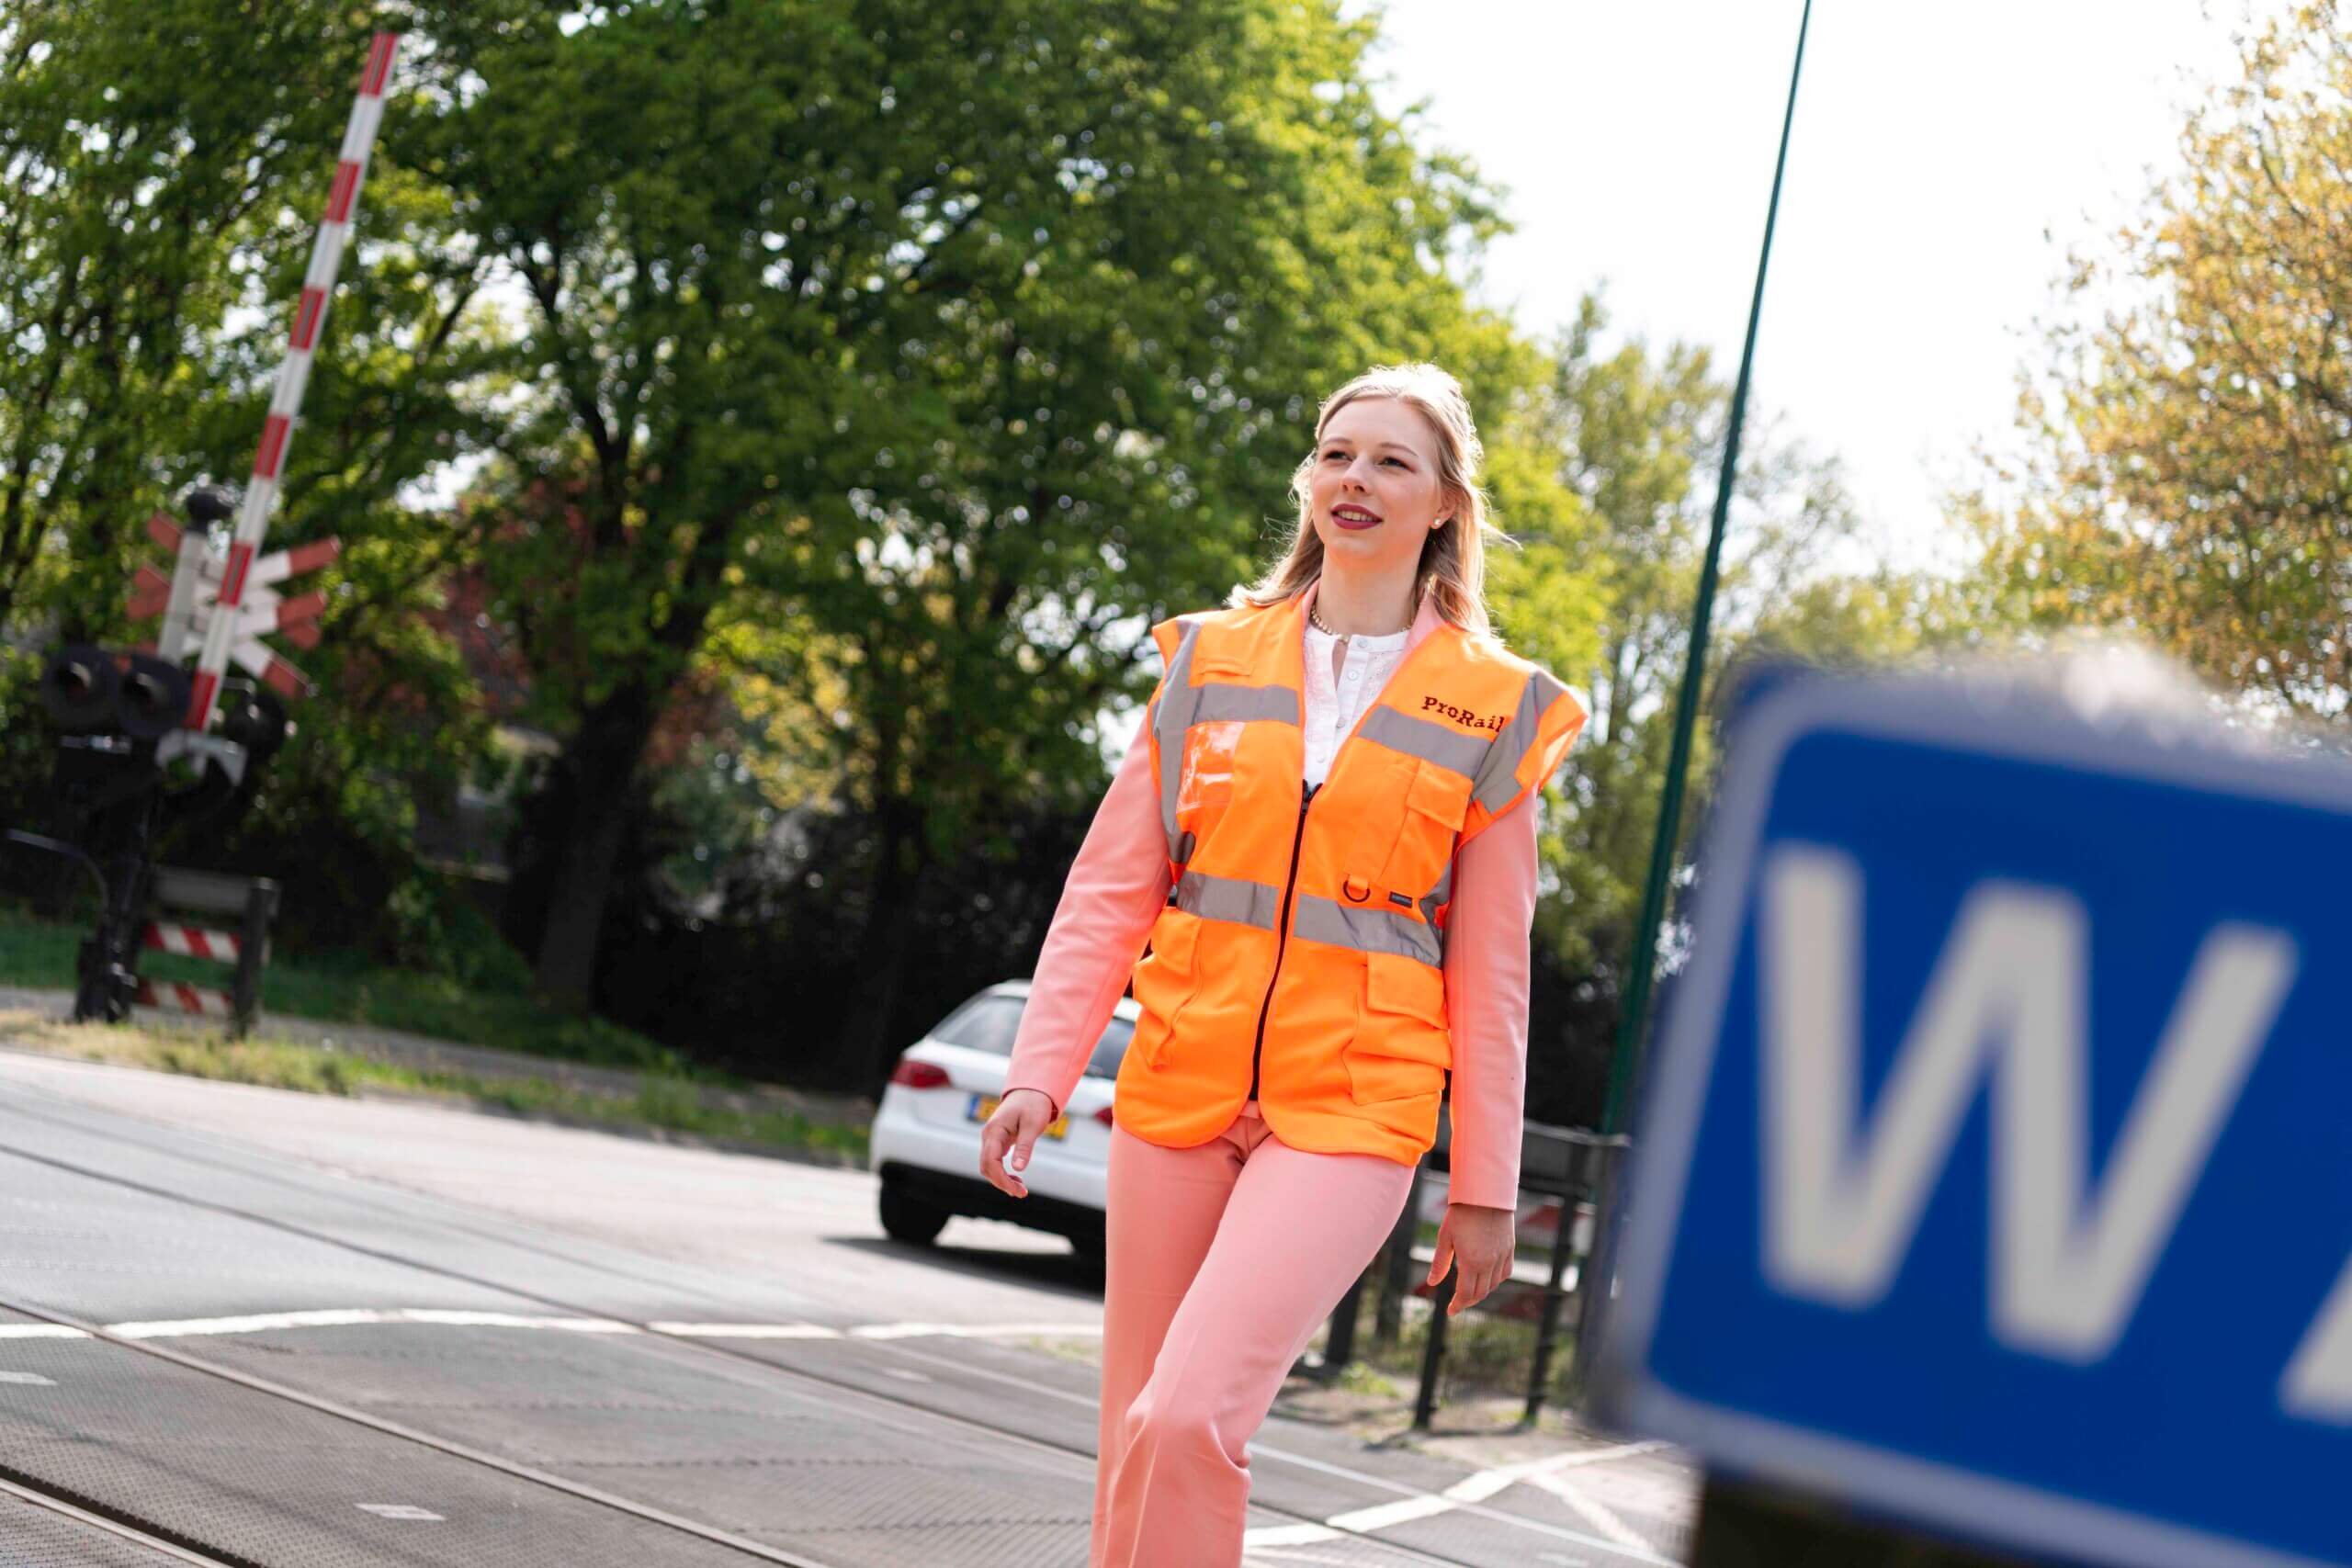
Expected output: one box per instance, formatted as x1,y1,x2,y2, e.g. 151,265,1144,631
1176,719,1246,823
1378,759,1474,903
1127,907,1203,1070
1344,951,1452,1104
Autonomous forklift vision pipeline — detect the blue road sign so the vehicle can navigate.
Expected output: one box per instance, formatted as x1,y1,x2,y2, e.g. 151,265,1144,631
1595,672,2352,1568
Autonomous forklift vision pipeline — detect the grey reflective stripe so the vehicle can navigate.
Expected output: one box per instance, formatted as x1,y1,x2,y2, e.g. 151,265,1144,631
1472,669,1568,815
1193,682,1301,725
1171,869,1283,931
1153,621,1206,862
1293,894,1443,968
1359,705,1488,779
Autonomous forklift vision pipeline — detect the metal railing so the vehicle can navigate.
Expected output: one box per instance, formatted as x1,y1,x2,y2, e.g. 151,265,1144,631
1299,1119,1630,1429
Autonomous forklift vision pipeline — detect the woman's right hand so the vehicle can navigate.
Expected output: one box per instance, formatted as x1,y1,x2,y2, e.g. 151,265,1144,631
978,1088,1057,1198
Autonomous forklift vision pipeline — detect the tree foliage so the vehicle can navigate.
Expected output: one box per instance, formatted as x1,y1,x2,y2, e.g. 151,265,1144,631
8,0,2005,1111
1968,1,2352,715
1520,292,1957,1123
1,0,356,625
424,0,1571,1048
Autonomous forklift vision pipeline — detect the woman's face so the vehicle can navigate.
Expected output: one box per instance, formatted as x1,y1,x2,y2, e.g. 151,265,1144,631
1306,396,1452,576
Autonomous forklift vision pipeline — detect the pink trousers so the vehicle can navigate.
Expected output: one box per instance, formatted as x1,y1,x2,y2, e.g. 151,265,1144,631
1091,1100,1417,1567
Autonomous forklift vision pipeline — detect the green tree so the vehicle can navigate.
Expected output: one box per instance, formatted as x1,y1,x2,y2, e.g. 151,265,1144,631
426,0,1565,1049
0,0,357,624
741,9,1601,1075
1966,1,2352,714
1528,291,1903,1116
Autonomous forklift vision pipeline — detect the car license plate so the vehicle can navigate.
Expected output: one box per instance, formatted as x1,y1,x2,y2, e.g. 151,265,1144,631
969,1093,1069,1139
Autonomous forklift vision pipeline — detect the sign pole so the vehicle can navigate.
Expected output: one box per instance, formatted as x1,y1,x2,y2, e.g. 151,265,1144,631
1692,1477,2022,1567
1600,0,1815,1138
185,30,399,733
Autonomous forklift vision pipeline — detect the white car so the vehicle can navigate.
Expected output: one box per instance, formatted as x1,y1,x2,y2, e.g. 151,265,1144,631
869,980,1136,1261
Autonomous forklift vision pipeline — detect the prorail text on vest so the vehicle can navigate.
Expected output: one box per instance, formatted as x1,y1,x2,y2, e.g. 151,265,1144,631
1419,696,1509,733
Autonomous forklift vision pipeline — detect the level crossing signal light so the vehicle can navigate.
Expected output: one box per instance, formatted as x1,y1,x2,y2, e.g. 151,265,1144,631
40,646,192,742
17,484,304,1025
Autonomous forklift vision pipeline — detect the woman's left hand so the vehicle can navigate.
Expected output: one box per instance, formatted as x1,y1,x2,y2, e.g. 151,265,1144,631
1428,1201,1516,1315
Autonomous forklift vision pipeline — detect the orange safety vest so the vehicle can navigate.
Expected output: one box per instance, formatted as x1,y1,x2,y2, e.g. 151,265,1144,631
1114,587,1587,1168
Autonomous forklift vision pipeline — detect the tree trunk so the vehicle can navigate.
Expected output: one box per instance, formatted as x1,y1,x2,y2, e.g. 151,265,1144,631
532,683,658,1012
838,799,925,1088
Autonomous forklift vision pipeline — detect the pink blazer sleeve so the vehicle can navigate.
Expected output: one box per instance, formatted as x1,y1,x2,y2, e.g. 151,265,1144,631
1442,786,1542,1209
1001,722,1171,1120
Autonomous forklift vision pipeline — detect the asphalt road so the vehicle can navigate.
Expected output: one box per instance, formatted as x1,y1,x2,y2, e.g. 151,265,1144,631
0,1045,1696,1567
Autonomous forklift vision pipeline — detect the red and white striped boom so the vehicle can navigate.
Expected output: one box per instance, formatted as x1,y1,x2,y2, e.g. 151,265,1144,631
187,31,400,730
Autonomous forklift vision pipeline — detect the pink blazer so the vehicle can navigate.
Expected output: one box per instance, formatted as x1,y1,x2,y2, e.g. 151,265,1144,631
1001,581,1575,1209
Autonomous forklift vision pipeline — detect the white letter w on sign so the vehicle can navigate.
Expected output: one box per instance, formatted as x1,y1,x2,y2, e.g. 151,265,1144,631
1760,846,2296,1362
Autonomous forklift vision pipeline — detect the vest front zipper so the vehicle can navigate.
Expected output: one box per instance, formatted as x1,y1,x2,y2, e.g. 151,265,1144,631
1248,781,1318,1103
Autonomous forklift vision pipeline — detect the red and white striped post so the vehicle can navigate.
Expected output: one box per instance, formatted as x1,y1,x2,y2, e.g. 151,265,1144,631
187,31,400,732
142,922,245,964
134,979,239,1021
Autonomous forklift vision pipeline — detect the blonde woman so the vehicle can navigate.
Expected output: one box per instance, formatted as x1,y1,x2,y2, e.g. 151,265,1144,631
980,363,1587,1566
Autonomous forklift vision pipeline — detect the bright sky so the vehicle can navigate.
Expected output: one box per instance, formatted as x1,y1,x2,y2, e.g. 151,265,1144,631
1344,0,2267,570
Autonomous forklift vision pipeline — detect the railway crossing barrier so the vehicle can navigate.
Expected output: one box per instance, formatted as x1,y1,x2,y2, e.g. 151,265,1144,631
17,31,396,1029
135,869,279,1039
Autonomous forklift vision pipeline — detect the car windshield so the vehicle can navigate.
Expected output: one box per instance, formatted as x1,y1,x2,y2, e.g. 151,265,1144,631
931,993,1133,1080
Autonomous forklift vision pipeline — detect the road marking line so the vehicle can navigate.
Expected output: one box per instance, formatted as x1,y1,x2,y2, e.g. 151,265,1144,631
399,1309,636,1333
1243,1522,1344,1545
1248,1438,1684,1566
1526,1471,1657,1553
846,1320,1103,1340
107,1307,639,1339
111,1309,399,1338
650,1321,844,1339
1429,1440,1675,1511
356,1503,444,1521
0,1370,56,1385
650,1320,1101,1340
1325,1492,1454,1531
58,1309,1097,1345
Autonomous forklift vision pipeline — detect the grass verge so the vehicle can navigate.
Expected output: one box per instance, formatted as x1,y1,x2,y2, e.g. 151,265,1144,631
0,903,681,1072
0,1009,867,1168
1283,1288,1580,1406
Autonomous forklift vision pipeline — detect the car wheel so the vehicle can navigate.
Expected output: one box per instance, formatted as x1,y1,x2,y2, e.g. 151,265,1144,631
878,1180,949,1246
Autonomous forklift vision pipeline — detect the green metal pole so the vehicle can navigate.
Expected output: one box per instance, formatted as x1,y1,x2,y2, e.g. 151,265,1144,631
1600,0,1815,1137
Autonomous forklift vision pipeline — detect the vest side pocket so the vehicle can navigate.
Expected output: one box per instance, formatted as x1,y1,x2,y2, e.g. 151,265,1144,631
1344,952,1452,1104
1379,759,1472,899
1127,907,1203,1071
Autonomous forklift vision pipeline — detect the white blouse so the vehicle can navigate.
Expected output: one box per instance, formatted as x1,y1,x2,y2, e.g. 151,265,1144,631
1302,621,1411,788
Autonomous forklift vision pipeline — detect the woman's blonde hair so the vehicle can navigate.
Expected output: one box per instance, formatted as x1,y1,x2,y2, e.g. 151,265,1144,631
1236,361,1507,637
